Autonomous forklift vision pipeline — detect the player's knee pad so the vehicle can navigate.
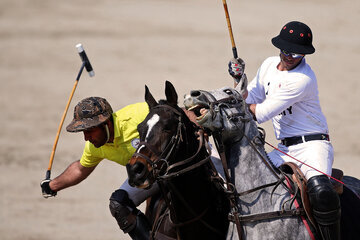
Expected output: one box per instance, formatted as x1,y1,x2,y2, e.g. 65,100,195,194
109,189,137,233
307,175,341,225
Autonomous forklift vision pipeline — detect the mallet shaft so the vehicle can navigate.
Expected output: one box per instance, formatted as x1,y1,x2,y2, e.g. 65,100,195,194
47,77,80,179
222,0,238,59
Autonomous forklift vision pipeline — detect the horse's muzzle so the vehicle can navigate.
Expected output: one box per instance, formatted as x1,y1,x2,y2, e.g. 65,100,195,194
126,162,150,188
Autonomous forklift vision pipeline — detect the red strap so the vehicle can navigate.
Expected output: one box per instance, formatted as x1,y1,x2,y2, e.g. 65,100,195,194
285,178,316,240
265,141,345,185
294,199,316,240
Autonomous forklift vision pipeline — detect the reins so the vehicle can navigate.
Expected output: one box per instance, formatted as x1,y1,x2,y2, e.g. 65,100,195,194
162,129,210,178
158,128,224,236
215,121,307,239
265,141,346,186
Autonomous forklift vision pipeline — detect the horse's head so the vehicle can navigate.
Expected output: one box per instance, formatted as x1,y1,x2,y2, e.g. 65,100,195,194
127,81,199,189
184,86,252,144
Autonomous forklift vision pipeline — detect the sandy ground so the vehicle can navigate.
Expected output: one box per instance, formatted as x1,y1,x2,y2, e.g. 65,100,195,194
1,0,359,239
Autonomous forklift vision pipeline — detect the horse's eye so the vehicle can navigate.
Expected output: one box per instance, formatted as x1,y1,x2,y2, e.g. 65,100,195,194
224,89,232,95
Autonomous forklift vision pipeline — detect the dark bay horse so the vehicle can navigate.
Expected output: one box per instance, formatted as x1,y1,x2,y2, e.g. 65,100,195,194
183,86,360,240
126,81,230,240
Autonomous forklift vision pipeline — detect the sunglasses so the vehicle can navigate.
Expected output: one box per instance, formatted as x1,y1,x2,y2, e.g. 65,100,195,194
281,50,304,59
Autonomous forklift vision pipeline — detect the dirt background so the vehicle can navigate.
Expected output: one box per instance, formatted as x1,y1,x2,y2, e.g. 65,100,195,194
1,0,359,239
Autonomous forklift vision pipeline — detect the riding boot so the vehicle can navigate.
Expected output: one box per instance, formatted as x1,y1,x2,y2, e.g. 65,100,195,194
307,175,341,240
109,189,151,240
128,211,151,240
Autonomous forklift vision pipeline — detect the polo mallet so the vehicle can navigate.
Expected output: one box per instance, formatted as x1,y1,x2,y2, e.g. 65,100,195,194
222,0,238,59
45,43,95,180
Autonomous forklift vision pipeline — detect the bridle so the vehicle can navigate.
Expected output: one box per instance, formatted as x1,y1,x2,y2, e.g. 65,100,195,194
132,104,187,180
133,104,215,178
132,103,224,237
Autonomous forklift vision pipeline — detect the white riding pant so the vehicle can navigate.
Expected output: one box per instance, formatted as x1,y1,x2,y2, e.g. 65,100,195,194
267,140,334,180
119,179,159,206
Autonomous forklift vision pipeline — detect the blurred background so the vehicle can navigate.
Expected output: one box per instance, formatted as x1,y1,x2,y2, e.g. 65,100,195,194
0,0,359,239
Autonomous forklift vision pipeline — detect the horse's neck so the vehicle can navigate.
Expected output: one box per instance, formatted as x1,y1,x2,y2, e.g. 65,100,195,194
169,128,210,197
170,126,214,220
168,163,211,222
228,120,278,192
180,128,199,159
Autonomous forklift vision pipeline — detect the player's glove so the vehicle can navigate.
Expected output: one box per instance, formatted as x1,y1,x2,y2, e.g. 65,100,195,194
40,179,57,198
228,57,246,82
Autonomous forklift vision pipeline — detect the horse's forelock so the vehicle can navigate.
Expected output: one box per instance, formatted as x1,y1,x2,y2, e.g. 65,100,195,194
157,99,167,105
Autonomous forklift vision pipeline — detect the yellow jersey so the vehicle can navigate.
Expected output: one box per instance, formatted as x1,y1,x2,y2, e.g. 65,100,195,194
80,102,149,167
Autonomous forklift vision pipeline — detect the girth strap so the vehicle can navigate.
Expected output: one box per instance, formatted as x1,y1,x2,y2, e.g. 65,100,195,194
228,208,305,223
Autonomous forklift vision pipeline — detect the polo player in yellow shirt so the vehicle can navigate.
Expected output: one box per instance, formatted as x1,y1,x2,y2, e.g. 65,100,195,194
41,97,156,239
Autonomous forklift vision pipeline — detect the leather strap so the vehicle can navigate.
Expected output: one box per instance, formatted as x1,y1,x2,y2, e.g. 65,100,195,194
228,209,305,223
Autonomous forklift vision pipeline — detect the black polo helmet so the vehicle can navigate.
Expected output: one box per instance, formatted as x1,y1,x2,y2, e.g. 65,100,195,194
272,21,315,55
66,97,113,132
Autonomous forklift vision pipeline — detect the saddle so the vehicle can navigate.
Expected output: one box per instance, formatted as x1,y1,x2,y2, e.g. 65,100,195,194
331,168,344,194
280,162,344,230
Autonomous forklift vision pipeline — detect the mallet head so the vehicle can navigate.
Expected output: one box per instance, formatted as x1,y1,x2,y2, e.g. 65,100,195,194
76,43,95,77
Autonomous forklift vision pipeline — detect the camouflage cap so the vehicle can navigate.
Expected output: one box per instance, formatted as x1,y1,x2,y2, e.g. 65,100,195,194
66,97,113,132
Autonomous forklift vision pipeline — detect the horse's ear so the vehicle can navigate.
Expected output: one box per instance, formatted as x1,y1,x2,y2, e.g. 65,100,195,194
145,85,158,108
165,81,178,105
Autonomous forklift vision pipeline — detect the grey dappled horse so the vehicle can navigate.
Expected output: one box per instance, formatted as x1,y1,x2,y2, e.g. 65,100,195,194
184,86,360,240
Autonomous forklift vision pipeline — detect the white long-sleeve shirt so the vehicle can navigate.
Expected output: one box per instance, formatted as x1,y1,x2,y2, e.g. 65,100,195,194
246,56,329,140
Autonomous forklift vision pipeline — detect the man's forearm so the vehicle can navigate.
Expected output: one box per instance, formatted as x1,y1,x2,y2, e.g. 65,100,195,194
49,160,96,191
248,104,257,121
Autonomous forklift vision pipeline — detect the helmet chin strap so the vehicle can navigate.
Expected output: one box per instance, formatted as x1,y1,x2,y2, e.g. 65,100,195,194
104,124,110,143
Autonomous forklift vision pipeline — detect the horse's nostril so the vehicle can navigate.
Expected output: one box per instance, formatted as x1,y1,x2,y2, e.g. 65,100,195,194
133,162,145,174
191,90,201,97
128,178,135,187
